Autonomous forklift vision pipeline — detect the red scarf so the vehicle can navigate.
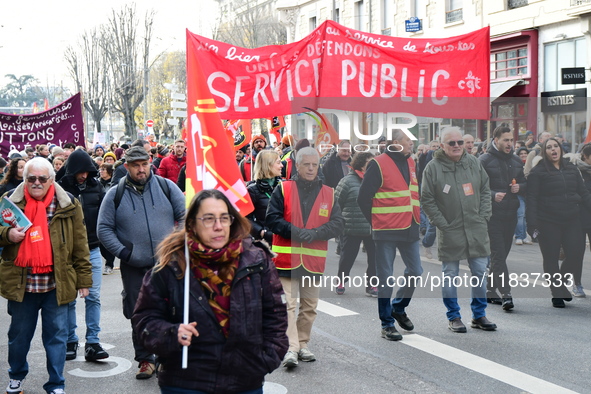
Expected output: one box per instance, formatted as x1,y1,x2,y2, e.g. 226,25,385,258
187,231,242,337
14,185,55,273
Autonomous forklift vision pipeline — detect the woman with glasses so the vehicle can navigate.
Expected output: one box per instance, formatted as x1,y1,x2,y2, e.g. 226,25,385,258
132,189,288,394
0,158,26,196
246,150,283,244
527,138,591,308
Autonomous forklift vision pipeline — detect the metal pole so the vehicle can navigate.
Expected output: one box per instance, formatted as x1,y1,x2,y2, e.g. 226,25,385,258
144,67,149,135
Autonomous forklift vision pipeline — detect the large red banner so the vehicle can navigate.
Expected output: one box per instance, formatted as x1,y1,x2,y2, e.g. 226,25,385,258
185,30,254,214
186,21,490,120
0,93,85,156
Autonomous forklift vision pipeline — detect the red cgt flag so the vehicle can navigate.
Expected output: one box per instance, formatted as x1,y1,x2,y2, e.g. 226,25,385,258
185,30,254,215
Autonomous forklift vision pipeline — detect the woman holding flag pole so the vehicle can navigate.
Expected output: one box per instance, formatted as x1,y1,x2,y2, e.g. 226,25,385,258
132,189,288,394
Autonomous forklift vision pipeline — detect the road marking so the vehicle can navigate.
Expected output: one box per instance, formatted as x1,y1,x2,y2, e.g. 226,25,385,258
401,334,577,394
263,382,288,393
316,299,359,317
67,356,132,378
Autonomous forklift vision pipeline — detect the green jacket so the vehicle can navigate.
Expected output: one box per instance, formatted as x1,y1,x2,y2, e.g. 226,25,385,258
0,182,92,305
421,149,491,261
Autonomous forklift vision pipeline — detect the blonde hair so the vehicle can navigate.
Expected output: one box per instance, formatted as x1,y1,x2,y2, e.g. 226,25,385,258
253,150,280,180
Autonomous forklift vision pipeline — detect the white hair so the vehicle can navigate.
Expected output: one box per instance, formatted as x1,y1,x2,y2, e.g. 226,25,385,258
440,126,464,143
296,147,319,163
24,157,55,179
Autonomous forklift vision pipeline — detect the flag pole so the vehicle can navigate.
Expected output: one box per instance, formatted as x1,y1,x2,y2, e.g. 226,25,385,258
182,237,190,369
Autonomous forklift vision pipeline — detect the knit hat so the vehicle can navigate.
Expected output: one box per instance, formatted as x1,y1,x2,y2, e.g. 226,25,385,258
103,152,117,162
294,138,310,151
516,147,529,156
252,135,267,145
125,146,150,163
94,144,105,154
282,135,295,146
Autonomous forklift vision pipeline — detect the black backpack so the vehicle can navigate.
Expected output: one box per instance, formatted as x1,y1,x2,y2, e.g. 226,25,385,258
113,175,171,210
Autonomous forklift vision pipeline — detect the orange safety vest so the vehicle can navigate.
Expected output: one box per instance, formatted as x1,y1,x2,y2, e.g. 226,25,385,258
371,155,420,231
283,157,294,180
272,180,333,274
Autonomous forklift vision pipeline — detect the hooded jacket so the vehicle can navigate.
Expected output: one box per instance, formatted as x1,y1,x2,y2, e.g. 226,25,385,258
58,149,105,249
336,169,372,237
421,149,491,261
0,182,92,305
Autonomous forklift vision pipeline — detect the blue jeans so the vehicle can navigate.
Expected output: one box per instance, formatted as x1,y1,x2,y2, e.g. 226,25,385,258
441,257,488,321
7,289,68,393
514,195,527,240
375,239,423,328
420,207,428,231
160,386,263,394
68,247,102,343
422,221,437,248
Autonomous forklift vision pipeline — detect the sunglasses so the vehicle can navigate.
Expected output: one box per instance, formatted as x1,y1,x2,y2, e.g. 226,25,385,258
26,176,50,184
446,140,465,147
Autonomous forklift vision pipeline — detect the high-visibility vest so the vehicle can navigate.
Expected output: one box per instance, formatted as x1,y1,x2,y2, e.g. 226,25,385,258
283,157,294,180
272,180,333,274
371,154,420,231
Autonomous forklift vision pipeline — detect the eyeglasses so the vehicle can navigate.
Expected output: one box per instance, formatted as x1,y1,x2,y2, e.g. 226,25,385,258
196,214,234,228
26,176,50,184
446,140,465,147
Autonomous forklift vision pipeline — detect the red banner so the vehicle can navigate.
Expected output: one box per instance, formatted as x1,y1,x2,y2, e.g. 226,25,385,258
0,93,85,156
224,119,252,151
186,30,254,215
186,21,490,120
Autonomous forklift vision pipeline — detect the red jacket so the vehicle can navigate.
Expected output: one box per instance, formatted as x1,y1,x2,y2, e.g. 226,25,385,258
157,154,186,183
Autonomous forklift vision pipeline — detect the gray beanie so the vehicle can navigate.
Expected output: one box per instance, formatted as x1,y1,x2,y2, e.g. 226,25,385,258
125,146,150,162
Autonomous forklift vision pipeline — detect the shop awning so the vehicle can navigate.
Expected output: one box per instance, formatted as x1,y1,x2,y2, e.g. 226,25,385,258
490,79,523,103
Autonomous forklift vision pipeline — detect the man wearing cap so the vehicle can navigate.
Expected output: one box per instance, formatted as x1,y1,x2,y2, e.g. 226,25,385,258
157,139,186,183
97,146,185,380
240,135,267,182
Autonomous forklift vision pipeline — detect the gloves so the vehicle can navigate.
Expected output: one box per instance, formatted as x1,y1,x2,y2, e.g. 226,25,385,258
299,229,317,243
263,229,273,243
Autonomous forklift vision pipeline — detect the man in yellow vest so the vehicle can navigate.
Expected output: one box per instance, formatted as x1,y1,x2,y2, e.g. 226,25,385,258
267,147,344,368
358,130,424,341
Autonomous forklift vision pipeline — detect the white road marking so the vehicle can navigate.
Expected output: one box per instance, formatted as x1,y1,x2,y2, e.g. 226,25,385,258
263,382,288,393
401,334,577,394
315,299,359,317
67,356,132,378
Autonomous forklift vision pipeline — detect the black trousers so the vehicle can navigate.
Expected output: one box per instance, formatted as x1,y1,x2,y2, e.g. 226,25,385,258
538,219,585,298
337,234,377,288
487,215,517,295
100,243,115,269
120,263,155,364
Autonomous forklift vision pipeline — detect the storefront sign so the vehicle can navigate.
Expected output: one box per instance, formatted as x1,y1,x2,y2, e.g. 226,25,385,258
561,67,585,85
541,88,587,112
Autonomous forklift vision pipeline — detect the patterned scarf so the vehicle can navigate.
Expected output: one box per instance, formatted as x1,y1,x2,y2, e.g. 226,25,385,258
187,230,242,337
15,184,55,273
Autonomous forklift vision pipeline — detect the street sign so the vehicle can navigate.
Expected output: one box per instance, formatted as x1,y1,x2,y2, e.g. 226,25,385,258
146,119,154,128
171,92,186,100
171,110,187,118
167,118,178,126
171,101,187,109
405,17,422,32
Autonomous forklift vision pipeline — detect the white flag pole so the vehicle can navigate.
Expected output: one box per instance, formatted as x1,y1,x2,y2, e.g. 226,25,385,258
182,237,190,369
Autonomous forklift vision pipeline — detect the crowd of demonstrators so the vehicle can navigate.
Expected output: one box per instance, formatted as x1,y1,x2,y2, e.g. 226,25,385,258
156,139,186,183
266,147,344,368
97,146,186,379
57,150,109,363
514,146,531,246
358,131,423,340
524,131,551,176
0,158,92,394
334,151,377,297
479,126,526,310
282,138,311,180
133,190,288,393
239,134,268,182
422,127,497,333
0,157,25,196
526,138,591,307
246,150,283,244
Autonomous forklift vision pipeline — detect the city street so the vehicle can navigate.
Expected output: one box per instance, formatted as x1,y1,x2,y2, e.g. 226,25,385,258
1,239,590,394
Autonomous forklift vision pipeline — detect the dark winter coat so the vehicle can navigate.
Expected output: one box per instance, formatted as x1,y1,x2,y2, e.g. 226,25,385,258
526,158,591,229
246,178,281,243
335,170,371,236
0,177,22,196
132,238,288,394
575,158,591,231
58,149,105,249
322,151,351,188
479,143,526,219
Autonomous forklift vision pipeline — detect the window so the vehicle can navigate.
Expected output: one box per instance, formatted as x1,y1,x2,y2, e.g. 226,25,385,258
446,0,463,23
382,0,390,30
412,0,426,20
309,16,317,31
334,8,340,24
355,0,365,30
508,0,528,9
490,47,529,80
544,37,586,91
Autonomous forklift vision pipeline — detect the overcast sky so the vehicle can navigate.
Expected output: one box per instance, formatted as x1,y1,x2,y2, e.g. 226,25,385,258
0,0,217,90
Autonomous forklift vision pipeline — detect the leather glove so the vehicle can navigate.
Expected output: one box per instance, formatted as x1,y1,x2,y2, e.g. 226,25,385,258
263,229,273,243
299,229,317,243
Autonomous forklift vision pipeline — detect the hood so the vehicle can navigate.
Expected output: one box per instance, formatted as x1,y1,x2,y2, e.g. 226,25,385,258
433,148,472,170
64,149,98,177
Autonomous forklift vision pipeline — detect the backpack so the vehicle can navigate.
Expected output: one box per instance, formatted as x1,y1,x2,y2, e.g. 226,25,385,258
114,175,171,210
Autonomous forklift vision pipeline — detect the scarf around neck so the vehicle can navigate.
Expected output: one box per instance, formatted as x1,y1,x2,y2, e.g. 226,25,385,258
187,230,243,337
14,184,55,273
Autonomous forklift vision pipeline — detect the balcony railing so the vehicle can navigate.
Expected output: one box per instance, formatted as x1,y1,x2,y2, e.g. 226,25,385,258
445,9,463,24
508,0,528,9
571,0,591,5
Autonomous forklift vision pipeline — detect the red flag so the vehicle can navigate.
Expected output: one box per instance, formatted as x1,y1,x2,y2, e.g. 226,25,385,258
32,102,39,113
43,98,49,111
267,116,285,145
224,119,252,151
186,30,254,215
304,108,340,156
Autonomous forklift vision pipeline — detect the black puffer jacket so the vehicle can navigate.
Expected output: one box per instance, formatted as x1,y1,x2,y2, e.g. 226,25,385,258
479,143,526,218
526,158,591,228
132,238,288,394
335,170,371,236
322,151,351,188
58,150,105,249
246,177,281,243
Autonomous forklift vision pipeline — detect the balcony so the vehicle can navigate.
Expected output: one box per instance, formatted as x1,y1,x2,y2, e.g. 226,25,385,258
508,0,528,9
445,9,463,24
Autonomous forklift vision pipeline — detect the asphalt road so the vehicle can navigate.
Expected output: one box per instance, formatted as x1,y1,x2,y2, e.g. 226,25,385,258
0,239,589,394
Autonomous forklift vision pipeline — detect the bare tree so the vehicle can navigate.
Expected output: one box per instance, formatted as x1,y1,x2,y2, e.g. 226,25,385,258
65,28,109,133
102,4,154,140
